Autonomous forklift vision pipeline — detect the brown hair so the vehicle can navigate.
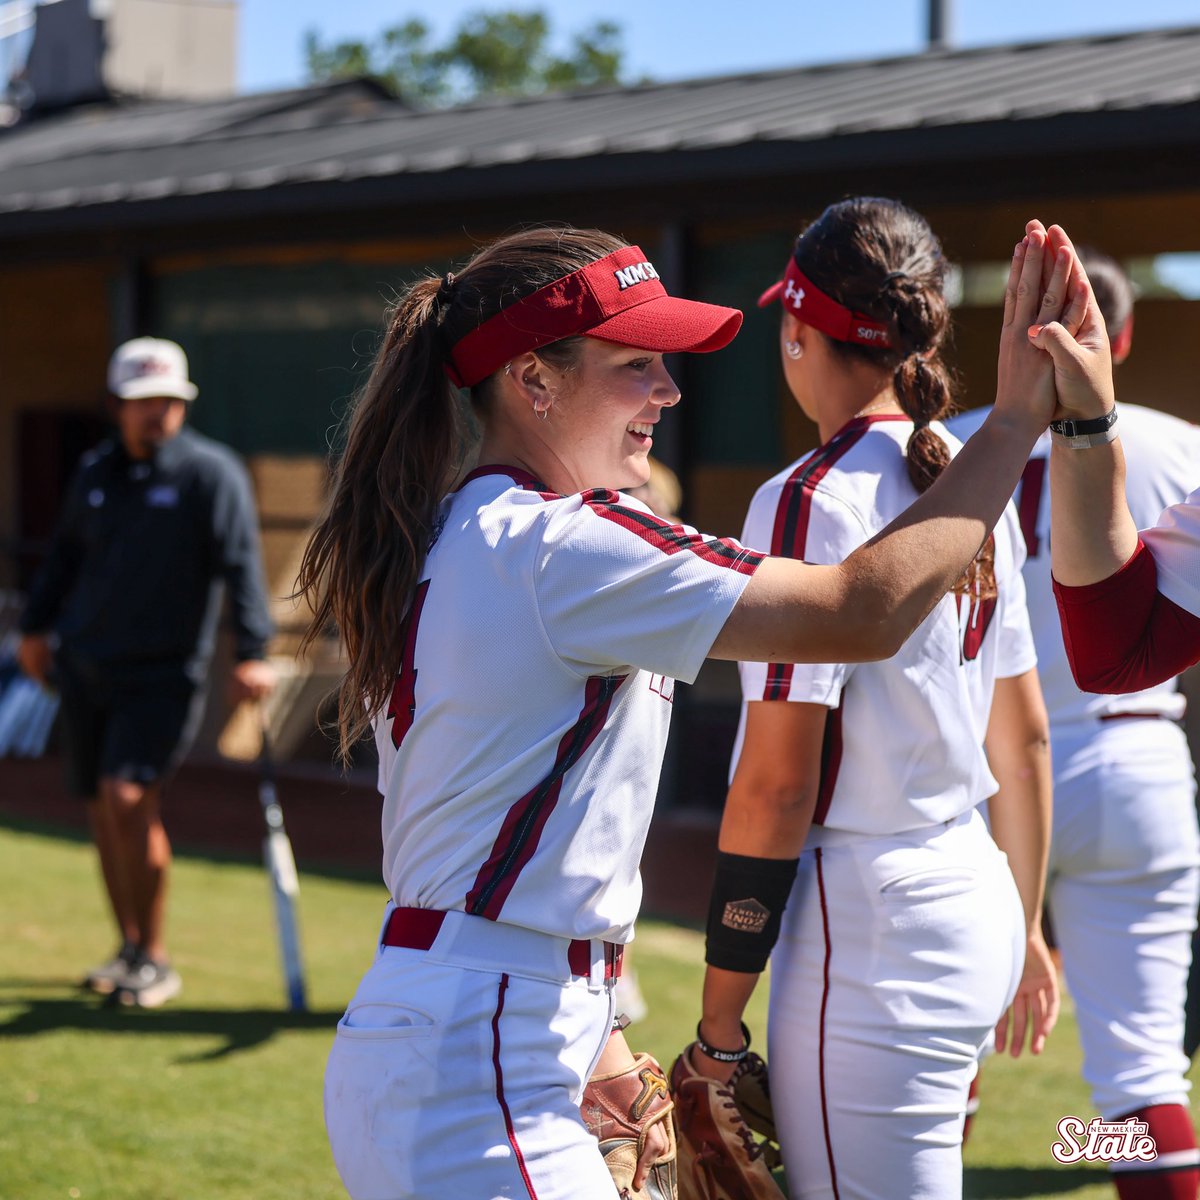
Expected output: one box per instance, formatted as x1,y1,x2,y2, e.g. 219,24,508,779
297,225,627,762
792,196,993,596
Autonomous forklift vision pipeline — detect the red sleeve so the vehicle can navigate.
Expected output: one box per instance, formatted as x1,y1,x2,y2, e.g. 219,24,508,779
1053,539,1200,693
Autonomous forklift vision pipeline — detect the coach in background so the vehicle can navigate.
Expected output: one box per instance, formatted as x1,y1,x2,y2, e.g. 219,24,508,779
17,338,276,1008
952,246,1200,1200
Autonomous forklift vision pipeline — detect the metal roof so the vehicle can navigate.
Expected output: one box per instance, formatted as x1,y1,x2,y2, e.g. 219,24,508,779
2,24,1199,219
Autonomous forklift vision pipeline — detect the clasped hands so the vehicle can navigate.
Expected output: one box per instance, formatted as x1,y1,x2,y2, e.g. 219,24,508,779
995,219,1116,436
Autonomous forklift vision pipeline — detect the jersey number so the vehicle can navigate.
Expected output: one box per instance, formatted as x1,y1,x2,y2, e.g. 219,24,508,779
387,580,430,750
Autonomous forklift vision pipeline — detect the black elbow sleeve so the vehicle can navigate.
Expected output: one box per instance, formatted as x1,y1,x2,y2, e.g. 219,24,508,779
704,851,800,974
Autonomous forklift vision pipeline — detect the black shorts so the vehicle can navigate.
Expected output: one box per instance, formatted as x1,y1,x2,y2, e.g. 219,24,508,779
55,655,207,798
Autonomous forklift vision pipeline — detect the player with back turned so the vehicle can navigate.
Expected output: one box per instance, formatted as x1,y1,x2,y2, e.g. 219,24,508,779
675,198,1058,1200
950,248,1200,1200
294,221,1086,1199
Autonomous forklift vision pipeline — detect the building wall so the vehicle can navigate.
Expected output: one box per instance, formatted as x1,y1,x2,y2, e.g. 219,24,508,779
106,0,237,100
0,258,115,587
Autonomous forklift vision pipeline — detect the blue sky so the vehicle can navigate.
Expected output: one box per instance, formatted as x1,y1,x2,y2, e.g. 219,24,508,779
240,0,1200,93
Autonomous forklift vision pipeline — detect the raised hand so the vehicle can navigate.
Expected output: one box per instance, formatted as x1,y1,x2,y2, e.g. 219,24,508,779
994,225,1062,436
1027,221,1115,423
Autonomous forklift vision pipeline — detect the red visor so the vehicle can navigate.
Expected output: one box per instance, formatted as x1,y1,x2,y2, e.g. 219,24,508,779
446,246,742,388
757,258,891,349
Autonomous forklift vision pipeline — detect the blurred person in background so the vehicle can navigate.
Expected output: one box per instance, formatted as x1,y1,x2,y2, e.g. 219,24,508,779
17,337,276,1008
951,248,1200,1199
627,454,683,523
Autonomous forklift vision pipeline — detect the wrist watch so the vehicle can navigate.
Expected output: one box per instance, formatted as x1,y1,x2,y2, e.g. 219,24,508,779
1049,406,1118,449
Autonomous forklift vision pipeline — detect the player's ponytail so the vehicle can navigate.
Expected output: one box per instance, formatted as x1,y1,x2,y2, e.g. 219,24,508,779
876,270,955,496
298,225,627,763
793,197,993,597
297,276,459,764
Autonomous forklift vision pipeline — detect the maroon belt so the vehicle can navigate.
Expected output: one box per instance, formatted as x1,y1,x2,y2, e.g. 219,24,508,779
381,907,623,980
1099,712,1166,722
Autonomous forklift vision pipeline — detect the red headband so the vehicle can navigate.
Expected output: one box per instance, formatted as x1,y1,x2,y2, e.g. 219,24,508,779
445,245,742,388
757,258,892,349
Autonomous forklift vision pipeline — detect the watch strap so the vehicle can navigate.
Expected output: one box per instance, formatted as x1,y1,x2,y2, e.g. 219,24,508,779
1048,407,1117,440
1049,406,1118,449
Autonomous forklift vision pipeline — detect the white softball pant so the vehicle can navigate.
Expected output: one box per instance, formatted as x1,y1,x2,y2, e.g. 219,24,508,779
324,906,618,1199
1047,717,1200,1118
769,809,1025,1200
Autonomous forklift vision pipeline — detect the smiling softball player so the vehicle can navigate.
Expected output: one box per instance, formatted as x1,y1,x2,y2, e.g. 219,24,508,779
297,221,1082,1199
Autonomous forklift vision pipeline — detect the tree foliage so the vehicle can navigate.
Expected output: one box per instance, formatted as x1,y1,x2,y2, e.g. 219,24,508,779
304,9,628,107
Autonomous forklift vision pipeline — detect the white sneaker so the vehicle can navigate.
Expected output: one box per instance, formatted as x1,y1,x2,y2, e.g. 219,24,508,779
114,957,182,1008
82,941,139,995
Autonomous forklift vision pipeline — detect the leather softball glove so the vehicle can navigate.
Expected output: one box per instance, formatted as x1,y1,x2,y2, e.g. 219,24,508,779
583,1051,678,1199
670,1044,785,1200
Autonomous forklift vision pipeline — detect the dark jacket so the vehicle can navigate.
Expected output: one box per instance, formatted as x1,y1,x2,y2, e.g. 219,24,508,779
21,427,274,680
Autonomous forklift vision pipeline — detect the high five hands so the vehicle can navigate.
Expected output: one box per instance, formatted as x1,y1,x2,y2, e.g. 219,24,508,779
993,219,1114,437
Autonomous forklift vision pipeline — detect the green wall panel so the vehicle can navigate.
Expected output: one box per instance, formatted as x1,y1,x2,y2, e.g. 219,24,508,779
688,234,790,466
157,259,431,456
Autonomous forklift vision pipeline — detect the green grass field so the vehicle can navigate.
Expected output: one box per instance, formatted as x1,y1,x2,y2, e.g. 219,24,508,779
1,817,1192,1199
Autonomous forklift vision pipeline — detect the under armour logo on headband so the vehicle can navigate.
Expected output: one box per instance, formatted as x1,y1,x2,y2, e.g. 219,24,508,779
613,261,661,290
760,260,892,349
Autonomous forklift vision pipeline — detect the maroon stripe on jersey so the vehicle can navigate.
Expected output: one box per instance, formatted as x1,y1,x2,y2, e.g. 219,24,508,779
815,849,842,1200
465,674,626,920
582,489,763,575
386,580,430,750
812,698,844,826
763,418,884,700
460,464,558,500
491,973,539,1198
1016,456,1046,559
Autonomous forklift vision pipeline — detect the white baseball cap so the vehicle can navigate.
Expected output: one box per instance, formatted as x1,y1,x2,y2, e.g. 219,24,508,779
107,337,198,402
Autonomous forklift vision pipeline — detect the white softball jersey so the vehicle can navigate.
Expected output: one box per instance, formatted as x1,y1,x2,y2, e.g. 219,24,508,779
952,403,1200,1127
372,466,762,946
949,403,1200,724
734,414,1035,836
1143,484,1200,619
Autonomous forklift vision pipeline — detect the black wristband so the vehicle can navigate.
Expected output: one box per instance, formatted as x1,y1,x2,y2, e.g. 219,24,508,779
1048,407,1118,440
695,1020,751,1063
704,851,799,974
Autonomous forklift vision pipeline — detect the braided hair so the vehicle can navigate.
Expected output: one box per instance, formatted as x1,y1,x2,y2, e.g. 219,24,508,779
792,197,994,597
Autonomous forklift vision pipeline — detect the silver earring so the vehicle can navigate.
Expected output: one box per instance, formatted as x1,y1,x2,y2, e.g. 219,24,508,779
784,340,803,360
504,362,512,375
534,405,548,422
